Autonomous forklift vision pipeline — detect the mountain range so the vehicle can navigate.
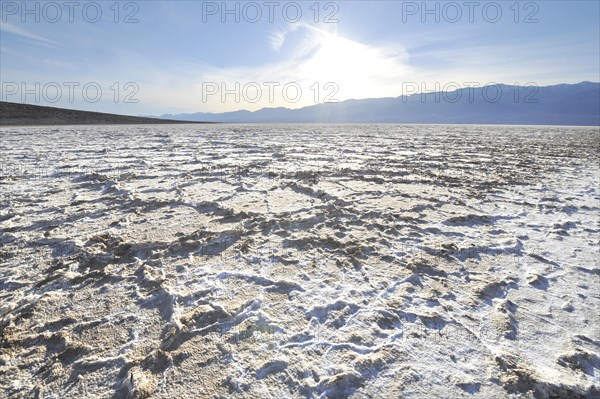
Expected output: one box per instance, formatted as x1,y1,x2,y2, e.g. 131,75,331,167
159,82,600,125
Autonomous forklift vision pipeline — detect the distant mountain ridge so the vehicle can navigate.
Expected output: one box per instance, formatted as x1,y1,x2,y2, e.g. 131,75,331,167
160,82,600,125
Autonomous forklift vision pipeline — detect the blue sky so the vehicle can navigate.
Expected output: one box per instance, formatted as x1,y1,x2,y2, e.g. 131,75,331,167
1,1,599,115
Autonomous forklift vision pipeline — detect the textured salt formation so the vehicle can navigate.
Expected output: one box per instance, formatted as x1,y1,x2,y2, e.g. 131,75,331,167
0,124,599,398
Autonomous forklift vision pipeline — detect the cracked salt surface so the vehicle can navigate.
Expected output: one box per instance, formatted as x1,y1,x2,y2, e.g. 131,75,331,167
0,124,599,398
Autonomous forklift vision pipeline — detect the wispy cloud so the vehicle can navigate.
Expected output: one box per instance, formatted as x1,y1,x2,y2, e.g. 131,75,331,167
269,29,286,51
0,22,63,48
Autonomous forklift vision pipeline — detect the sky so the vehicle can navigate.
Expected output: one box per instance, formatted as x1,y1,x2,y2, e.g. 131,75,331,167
1,0,599,115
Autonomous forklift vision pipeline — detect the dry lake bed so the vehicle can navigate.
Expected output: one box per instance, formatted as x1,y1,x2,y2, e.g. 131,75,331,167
0,124,599,398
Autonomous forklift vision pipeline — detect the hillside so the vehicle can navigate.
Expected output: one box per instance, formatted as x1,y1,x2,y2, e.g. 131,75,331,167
0,102,205,126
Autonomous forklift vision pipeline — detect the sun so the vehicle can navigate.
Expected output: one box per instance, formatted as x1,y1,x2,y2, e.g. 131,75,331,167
298,30,409,100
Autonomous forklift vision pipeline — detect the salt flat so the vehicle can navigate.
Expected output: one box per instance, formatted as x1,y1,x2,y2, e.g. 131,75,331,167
0,124,599,398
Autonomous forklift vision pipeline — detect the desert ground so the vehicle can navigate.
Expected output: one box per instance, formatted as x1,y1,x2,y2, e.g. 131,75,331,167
0,124,599,398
